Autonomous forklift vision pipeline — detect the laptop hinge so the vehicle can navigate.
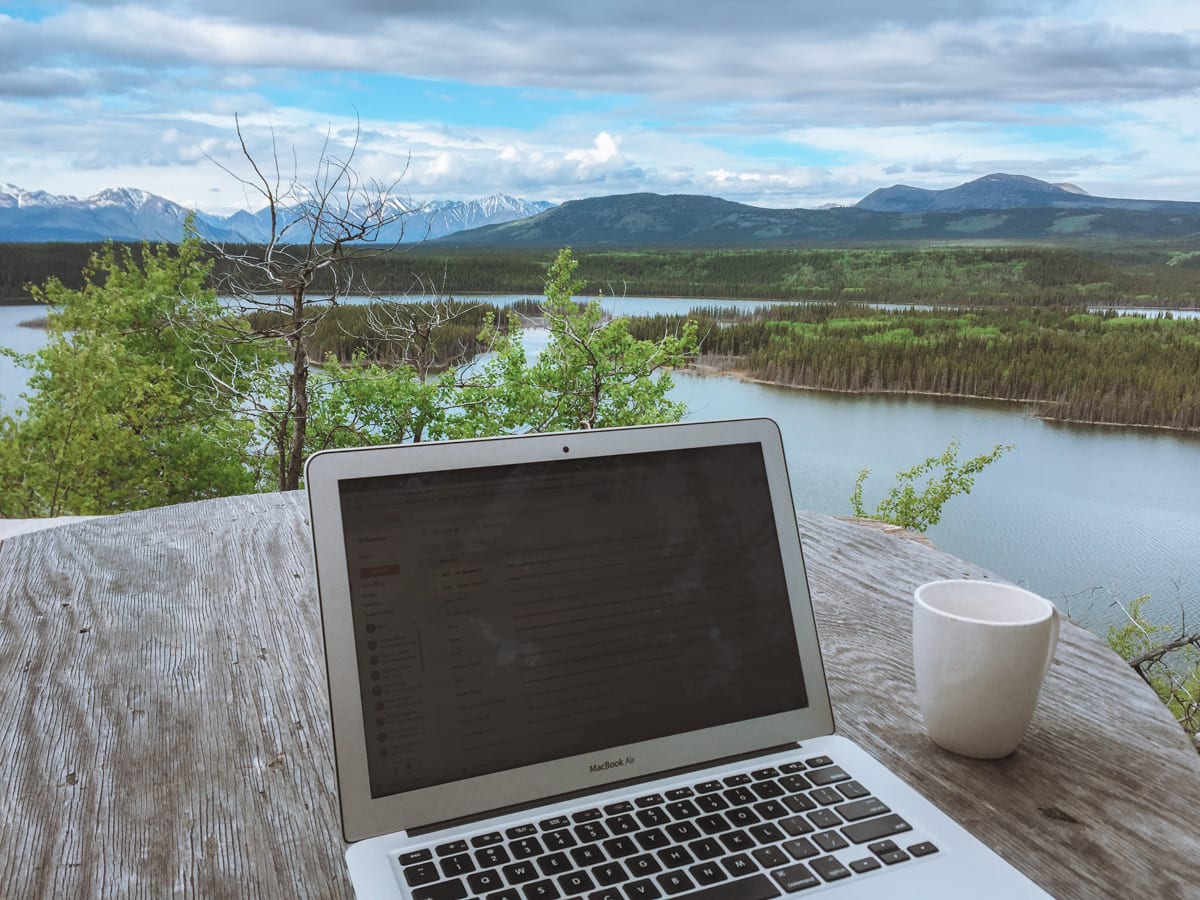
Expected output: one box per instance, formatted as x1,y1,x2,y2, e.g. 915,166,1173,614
407,743,801,838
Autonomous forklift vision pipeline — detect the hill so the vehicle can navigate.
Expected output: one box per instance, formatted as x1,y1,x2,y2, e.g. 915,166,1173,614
439,177,1200,248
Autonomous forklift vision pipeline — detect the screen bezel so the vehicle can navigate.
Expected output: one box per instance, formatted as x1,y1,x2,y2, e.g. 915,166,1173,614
306,418,835,842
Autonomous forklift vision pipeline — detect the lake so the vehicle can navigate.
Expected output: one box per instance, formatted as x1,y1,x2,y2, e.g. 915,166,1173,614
3,299,1198,637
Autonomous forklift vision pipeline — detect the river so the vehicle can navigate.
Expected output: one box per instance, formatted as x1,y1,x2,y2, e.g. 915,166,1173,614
3,298,1198,637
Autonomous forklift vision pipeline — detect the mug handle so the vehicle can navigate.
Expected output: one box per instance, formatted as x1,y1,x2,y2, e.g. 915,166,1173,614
1042,606,1061,679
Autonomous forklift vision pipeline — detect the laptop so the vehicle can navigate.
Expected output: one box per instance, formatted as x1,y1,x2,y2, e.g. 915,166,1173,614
305,417,1048,899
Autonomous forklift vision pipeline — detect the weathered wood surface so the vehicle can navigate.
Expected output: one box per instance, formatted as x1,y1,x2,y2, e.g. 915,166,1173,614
0,492,1197,899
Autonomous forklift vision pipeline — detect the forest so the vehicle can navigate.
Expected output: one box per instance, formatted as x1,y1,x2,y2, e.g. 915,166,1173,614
3,242,1200,307
625,304,1200,431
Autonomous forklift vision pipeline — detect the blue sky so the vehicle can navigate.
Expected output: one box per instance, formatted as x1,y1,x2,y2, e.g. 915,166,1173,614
2,0,1199,212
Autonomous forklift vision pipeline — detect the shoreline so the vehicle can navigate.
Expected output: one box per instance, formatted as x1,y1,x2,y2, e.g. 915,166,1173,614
687,360,1200,437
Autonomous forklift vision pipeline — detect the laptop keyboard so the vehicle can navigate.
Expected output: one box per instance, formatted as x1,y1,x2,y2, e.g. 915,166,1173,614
396,752,939,898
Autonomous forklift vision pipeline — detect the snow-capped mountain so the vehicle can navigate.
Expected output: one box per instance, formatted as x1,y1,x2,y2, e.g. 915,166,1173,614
0,184,555,243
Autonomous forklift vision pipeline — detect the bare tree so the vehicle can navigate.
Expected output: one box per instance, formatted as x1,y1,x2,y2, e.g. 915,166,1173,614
204,115,416,490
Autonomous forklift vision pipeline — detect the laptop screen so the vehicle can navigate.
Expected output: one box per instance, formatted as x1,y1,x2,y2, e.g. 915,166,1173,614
338,441,809,799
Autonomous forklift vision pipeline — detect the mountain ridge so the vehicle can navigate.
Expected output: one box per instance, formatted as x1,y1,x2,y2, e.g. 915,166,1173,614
0,184,555,244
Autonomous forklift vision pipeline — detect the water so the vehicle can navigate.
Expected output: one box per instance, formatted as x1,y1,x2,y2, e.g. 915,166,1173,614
3,301,1198,637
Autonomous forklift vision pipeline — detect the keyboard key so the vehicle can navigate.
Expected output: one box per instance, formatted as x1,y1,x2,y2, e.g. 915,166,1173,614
636,793,666,808
571,845,606,867
666,800,701,820
723,787,757,806
624,879,662,898
805,766,849,786
593,862,628,886
690,861,728,885
690,874,785,899
557,871,595,894
868,840,900,856
750,768,780,781
779,762,805,774
718,830,755,853
778,774,810,793
695,780,723,793
511,837,544,859
842,813,913,845
770,863,820,892
782,794,816,814
573,808,602,823
576,822,609,843
836,797,890,822
540,816,570,831
909,841,939,857
810,788,842,806
537,852,572,876
696,794,730,813
585,891,623,900
609,814,639,834
688,837,725,860
477,846,510,867
809,855,852,882
850,857,882,874
880,849,911,865
782,837,819,860
637,807,671,828
749,823,784,844
604,836,638,858
400,849,433,866
806,809,842,830
751,800,788,820
804,756,833,768
439,854,474,877
749,781,784,800
666,787,695,800
666,821,702,842
635,828,670,851
697,814,731,835
720,853,757,878
726,807,760,828
412,880,468,900
507,824,538,839
722,774,751,787
522,878,560,899
504,861,540,882
485,890,520,900
836,780,870,800
657,846,694,868
779,816,813,837
813,831,849,853
751,845,787,868
604,801,634,815
468,870,505,893
472,832,504,848
655,870,696,895
628,853,663,877
543,829,576,851
435,840,468,857
403,862,440,887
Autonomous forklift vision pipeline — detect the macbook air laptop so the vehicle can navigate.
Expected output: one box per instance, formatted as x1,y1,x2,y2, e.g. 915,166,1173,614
306,417,1048,898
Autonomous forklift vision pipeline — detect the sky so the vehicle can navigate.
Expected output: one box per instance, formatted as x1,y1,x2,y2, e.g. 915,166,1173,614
2,1,1200,214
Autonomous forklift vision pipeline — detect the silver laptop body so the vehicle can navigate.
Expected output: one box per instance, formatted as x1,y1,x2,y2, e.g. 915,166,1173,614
306,418,1047,898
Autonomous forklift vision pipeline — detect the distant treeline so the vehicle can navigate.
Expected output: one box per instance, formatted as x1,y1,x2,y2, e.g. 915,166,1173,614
627,304,1200,432
3,242,1200,307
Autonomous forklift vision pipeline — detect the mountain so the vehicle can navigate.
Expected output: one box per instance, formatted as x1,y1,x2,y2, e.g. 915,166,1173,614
441,175,1200,248
855,173,1183,213
0,184,555,243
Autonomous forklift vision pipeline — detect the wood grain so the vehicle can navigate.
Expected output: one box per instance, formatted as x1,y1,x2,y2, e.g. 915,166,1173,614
0,493,1196,898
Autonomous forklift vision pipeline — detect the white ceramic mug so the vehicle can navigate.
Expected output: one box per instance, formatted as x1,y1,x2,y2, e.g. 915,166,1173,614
913,579,1060,759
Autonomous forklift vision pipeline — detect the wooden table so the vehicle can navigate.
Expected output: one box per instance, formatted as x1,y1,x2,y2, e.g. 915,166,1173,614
1,492,1197,899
